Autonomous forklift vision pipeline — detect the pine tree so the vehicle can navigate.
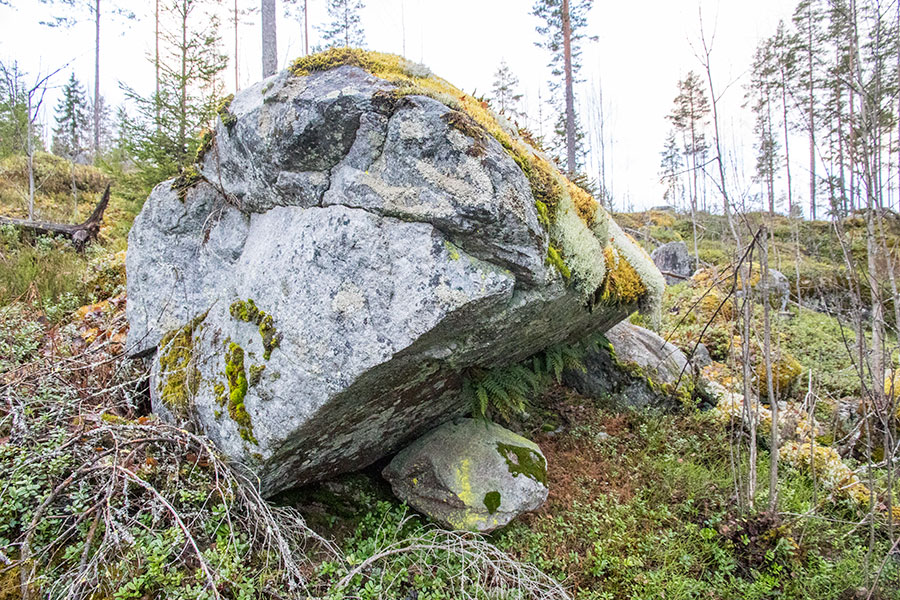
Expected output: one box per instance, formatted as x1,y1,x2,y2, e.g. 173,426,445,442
52,73,90,162
667,72,710,217
748,36,781,215
319,0,366,48
792,0,826,219
490,61,524,120
532,0,594,175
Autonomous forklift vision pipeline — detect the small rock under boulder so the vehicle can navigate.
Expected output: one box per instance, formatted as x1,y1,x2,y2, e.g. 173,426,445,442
383,418,549,532
651,241,693,285
564,321,699,410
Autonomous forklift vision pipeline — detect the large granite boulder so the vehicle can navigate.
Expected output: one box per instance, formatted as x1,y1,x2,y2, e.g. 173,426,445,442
564,321,700,410
126,52,664,495
651,241,693,285
383,419,548,532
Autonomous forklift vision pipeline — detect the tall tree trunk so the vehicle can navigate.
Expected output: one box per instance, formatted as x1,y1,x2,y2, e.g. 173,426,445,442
303,0,308,55
562,0,576,176
261,0,277,77
155,0,160,125
808,7,816,220
93,0,101,160
235,0,240,90
179,0,188,165
781,66,793,215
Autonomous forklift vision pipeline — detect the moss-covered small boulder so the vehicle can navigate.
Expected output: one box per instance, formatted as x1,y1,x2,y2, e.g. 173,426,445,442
383,418,548,532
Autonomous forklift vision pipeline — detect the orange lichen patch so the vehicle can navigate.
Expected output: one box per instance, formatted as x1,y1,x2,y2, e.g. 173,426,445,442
567,180,597,225
599,245,647,306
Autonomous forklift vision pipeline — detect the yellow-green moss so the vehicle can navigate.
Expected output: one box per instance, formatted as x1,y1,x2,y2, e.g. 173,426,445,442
546,243,571,279
598,245,647,306
195,127,215,163
230,299,281,360
217,93,236,130
496,442,548,486
171,165,204,201
157,312,207,419
444,240,461,261
225,341,257,444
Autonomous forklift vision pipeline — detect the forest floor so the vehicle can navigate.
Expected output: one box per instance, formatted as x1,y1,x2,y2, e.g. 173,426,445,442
0,167,899,599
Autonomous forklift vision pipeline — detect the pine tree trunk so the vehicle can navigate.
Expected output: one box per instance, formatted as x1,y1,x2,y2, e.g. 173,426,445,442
304,0,309,55
155,0,160,125
808,9,816,220
261,0,277,77
180,0,188,165
562,0,576,176
235,0,240,91
93,0,101,160
781,66,793,215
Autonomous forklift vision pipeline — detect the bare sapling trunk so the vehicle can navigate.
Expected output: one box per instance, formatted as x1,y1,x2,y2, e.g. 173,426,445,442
562,0,576,176
762,225,778,511
26,92,34,221
93,0,101,160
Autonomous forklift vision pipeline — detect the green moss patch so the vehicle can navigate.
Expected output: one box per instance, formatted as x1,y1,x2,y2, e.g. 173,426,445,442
230,299,282,360
483,490,502,515
225,341,257,444
217,93,237,130
156,312,208,419
496,442,547,486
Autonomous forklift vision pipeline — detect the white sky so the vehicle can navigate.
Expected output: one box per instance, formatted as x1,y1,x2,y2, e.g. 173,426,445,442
0,0,799,211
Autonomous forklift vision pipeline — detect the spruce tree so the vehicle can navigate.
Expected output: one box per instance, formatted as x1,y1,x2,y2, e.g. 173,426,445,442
52,73,90,162
37,0,134,160
490,61,524,121
121,0,227,185
532,0,594,175
319,0,366,48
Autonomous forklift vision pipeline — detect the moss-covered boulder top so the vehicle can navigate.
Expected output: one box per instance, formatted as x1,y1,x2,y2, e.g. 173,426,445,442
125,49,664,496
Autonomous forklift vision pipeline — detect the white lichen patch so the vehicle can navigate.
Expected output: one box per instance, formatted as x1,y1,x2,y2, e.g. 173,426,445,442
331,282,366,316
552,188,607,298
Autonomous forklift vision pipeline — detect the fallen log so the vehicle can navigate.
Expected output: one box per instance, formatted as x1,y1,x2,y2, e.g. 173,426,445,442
0,185,110,250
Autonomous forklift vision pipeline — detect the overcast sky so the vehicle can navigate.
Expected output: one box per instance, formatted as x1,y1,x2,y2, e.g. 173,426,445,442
0,0,799,211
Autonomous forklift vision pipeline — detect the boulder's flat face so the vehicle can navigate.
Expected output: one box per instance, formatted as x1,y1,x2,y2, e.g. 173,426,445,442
383,418,549,532
126,57,663,495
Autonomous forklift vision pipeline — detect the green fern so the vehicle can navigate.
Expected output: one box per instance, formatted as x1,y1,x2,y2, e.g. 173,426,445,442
465,332,611,421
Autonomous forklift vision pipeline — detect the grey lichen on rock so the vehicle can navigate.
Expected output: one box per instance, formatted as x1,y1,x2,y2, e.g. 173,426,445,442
383,418,548,532
126,50,664,496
